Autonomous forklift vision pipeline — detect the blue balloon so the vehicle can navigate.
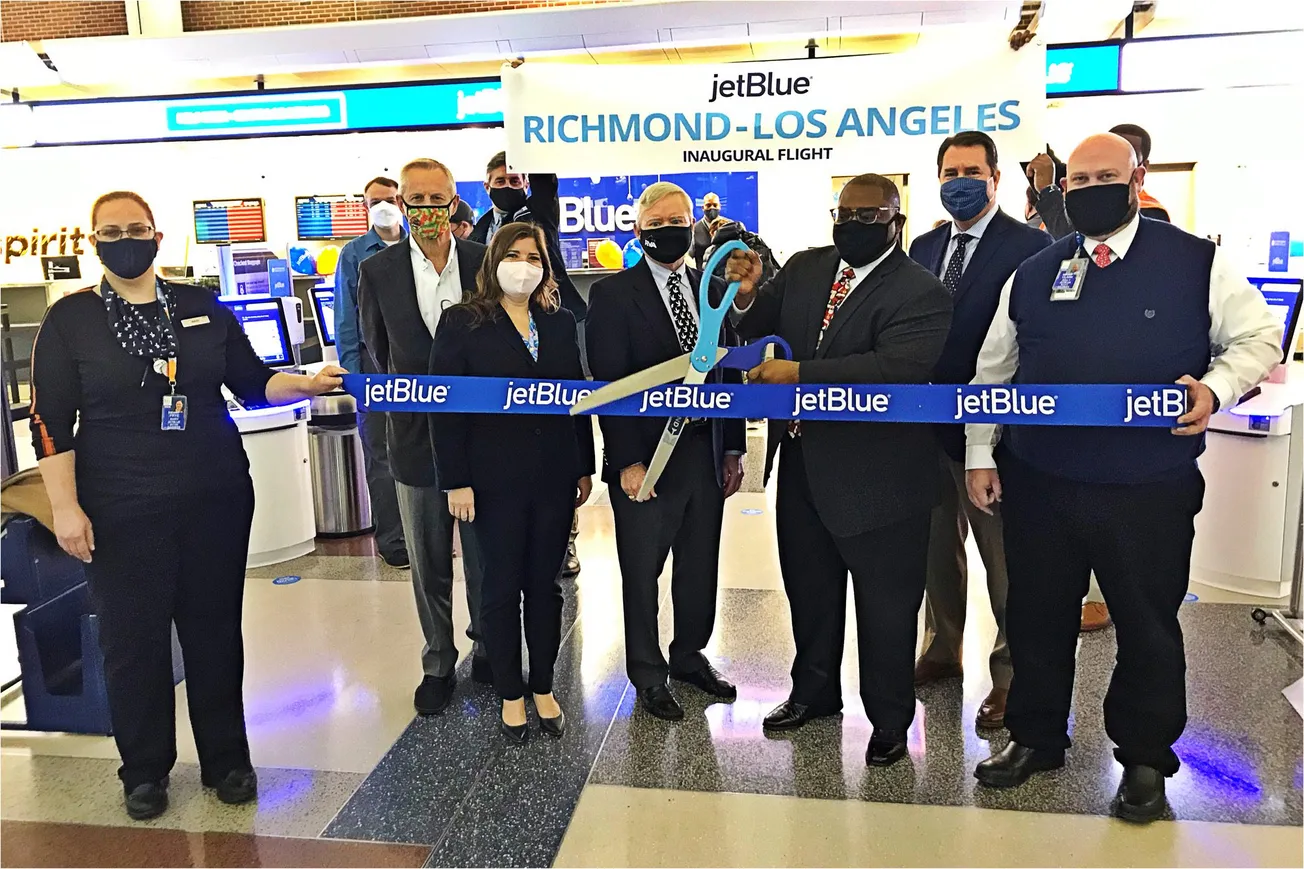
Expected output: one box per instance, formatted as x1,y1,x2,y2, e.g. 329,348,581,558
622,237,644,268
289,246,316,275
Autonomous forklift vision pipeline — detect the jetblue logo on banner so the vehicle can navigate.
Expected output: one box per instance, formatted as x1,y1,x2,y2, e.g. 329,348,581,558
345,374,1186,428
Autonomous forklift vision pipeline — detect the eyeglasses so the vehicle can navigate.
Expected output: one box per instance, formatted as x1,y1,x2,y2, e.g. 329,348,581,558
830,206,899,226
94,224,155,242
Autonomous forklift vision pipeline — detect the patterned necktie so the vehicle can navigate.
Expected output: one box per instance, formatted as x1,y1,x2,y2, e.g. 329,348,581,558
1093,242,1113,269
666,271,697,352
791,267,858,436
942,233,972,294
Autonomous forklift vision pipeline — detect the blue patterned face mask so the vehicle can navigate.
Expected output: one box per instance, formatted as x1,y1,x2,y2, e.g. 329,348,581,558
939,176,992,222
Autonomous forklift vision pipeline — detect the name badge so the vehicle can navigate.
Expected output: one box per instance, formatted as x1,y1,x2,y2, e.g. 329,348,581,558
181,315,210,328
1050,257,1088,301
161,394,188,431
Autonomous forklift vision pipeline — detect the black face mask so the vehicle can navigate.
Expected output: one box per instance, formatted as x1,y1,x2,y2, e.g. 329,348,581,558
96,238,158,280
703,207,720,221
640,225,693,264
832,221,895,268
1065,181,1136,238
489,186,528,215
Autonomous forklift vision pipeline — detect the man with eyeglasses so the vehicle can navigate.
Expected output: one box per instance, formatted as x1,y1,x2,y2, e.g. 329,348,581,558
725,174,952,766
358,158,490,716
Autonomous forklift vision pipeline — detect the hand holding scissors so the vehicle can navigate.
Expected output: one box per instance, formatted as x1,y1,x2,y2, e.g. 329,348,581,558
570,240,791,501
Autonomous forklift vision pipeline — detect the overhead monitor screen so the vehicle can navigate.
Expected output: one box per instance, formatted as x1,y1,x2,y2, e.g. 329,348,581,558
296,194,370,240
222,298,292,367
312,288,336,346
1249,277,1303,361
194,198,266,244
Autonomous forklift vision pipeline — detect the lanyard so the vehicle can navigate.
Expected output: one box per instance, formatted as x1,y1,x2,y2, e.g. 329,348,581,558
153,279,180,392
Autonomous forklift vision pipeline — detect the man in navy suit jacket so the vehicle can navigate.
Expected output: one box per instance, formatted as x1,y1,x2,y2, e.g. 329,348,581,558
908,131,1051,730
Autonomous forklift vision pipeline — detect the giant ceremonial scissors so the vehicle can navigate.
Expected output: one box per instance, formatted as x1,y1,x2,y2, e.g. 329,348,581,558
570,240,792,501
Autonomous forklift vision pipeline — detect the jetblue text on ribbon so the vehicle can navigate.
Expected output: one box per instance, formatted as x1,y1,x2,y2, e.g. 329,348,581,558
345,375,1187,427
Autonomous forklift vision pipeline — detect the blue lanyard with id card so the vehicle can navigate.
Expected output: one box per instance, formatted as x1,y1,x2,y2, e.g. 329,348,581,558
1051,233,1090,302
153,281,186,431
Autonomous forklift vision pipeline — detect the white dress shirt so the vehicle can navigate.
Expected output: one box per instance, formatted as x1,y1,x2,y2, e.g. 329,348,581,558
965,214,1285,470
410,234,463,338
644,256,699,330
940,205,999,277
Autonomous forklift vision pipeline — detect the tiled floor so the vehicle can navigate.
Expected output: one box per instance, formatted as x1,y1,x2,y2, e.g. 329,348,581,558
2,489,1301,867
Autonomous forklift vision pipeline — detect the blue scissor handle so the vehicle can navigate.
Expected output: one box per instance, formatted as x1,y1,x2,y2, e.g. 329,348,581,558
690,239,751,373
717,336,793,371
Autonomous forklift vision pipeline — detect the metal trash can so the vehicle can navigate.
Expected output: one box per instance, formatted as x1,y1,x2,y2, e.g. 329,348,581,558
307,391,373,537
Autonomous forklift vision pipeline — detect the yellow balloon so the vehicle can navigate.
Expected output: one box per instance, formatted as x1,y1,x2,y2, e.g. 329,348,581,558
316,244,341,275
595,239,623,269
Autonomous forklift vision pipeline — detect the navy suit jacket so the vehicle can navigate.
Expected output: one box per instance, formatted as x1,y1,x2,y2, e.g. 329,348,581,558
909,208,1052,460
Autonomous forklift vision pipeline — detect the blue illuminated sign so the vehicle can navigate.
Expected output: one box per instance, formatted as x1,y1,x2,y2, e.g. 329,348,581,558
1045,44,1121,95
167,95,345,133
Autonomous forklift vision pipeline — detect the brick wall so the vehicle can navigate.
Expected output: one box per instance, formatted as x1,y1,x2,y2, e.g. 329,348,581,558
0,0,129,42
179,0,630,33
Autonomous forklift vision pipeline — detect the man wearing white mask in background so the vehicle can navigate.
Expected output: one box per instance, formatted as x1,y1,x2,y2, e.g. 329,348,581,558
334,175,409,569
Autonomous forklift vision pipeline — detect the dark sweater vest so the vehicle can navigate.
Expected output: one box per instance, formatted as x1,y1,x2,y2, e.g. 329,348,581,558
1006,217,1214,483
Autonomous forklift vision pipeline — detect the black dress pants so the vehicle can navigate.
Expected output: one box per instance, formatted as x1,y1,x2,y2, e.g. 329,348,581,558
776,437,930,732
360,352,405,560
83,482,255,791
609,427,723,689
999,452,1203,776
473,483,574,700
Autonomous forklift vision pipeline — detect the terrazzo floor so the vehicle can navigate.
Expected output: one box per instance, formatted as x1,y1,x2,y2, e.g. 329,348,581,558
3,491,1301,867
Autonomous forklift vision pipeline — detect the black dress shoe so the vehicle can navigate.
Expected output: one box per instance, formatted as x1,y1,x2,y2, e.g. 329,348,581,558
382,549,410,569
671,662,737,700
974,741,1065,788
866,729,908,767
539,706,567,738
204,769,258,805
638,684,685,721
124,779,169,821
414,674,456,715
562,541,581,578
471,655,493,685
762,700,842,731
500,718,529,744
1112,765,1166,823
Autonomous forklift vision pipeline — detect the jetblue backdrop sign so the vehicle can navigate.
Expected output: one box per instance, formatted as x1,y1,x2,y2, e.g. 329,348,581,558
26,80,502,146
503,46,1045,173
456,172,759,269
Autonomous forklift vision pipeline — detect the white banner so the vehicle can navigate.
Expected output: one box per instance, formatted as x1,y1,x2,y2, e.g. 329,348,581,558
503,40,1045,175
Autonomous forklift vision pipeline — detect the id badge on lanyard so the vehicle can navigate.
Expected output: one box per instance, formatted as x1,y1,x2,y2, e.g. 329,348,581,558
154,282,186,431
1050,234,1089,302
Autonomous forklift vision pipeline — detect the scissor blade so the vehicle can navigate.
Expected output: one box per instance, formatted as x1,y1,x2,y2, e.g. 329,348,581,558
569,348,727,416
635,367,710,501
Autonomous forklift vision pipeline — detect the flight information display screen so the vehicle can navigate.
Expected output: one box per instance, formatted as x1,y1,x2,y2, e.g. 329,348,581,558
193,198,266,244
296,194,369,240
223,298,292,366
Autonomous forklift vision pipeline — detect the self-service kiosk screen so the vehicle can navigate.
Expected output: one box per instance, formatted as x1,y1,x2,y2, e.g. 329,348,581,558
1250,277,1303,361
312,289,336,346
223,299,292,367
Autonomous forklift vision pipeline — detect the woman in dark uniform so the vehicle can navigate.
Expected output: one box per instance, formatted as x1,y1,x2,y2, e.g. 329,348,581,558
30,191,345,820
430,222,593,742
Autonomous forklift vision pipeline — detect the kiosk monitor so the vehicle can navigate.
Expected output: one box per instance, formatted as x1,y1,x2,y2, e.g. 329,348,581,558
311,288,336,347
1249,276,1303,362
222,297,293,368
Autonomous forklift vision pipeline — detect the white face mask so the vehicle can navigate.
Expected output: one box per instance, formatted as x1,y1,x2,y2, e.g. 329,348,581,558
369,201,402,229
497,260,544,301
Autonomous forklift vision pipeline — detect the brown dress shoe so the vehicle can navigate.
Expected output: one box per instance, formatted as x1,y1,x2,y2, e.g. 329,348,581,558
1080,601,1112,632
914,659,963,686
976,687,1008,728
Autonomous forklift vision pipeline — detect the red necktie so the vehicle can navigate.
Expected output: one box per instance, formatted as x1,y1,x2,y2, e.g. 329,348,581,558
790,267,857,436
1093,243,1113,269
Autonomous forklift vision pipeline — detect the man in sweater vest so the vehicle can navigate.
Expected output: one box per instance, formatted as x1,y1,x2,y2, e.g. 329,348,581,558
964,133,1282,822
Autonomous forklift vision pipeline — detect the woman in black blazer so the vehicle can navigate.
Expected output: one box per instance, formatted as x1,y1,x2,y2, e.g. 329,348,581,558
430,222,594,742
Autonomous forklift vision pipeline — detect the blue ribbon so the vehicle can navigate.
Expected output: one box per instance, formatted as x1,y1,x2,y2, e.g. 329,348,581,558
342,375,1188,428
